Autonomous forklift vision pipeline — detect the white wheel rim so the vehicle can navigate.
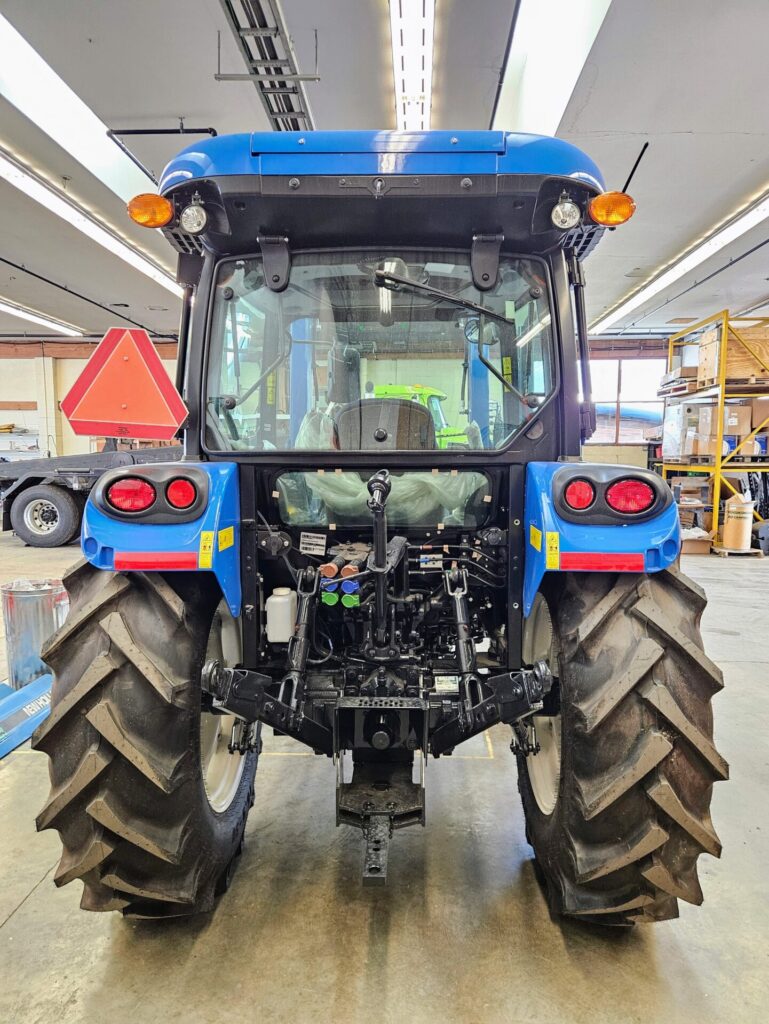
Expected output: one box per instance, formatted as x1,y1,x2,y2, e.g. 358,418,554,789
528,715,562,816
200,605,247,813
23,499,59,535
522,594,561,816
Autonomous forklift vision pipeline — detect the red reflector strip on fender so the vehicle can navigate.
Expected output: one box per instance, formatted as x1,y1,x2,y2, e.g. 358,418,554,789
559,552,645,572
114,552,198,570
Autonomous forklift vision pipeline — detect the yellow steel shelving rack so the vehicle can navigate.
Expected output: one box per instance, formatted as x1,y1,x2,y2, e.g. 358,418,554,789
661,309,769,542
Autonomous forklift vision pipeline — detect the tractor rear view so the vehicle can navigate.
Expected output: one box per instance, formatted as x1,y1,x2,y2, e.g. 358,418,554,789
34,130,727,924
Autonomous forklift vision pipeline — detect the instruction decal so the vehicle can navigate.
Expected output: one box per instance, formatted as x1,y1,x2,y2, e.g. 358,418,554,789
218,526,235,552
529,524,542,552
545,531,560,570
299,531,327,556
199,530,214,568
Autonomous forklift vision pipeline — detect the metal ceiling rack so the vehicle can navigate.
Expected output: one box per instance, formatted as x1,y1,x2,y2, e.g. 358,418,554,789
216,0,317,132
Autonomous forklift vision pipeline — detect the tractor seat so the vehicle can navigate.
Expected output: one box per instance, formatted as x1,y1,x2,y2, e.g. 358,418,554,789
333,398,436,450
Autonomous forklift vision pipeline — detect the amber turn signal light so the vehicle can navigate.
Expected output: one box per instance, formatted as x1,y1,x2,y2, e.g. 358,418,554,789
588,191,636,227
127,193,174,228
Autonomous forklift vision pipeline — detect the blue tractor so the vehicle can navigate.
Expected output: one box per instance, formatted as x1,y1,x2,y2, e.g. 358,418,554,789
34,131,727,924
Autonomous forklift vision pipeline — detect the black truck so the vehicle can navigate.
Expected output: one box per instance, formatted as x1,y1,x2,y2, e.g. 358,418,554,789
0,443,181,546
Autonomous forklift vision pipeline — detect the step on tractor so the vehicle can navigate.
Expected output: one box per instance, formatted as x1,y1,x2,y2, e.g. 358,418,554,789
34,131,728,925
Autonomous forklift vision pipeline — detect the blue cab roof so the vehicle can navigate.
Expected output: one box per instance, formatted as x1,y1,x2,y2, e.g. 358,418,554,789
159,130,605,194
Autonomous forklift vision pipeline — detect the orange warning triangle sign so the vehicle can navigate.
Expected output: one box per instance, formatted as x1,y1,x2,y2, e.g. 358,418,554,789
61,328,188,440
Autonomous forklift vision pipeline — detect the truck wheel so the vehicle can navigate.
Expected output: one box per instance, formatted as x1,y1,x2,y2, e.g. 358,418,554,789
11,484,81,547
517,566,728,925
33,561,258,918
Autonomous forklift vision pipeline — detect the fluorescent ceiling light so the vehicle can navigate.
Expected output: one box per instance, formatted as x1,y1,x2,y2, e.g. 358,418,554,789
389,0,435,131
493,0,612,136
0,13,151,202
591,191,769,333
0,297,82,337
0,151,181,297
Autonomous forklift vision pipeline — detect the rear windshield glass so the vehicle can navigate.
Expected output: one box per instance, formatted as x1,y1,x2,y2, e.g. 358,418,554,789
205,250,554,453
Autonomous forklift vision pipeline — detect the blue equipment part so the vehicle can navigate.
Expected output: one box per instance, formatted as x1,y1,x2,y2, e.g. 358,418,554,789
0,674,51,759
523,462,680,617
467,341,490,448
159,130,604,194
289,319,315,444
81,462,242,617
341,579,360,595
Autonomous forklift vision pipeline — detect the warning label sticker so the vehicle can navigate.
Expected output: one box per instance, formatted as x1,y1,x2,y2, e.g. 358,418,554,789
299,531,327,556
529,524,542,551
218,526,234,552
199,530,214,568
545,531,560,570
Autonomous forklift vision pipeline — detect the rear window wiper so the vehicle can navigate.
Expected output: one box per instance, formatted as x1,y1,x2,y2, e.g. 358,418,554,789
374,269,527,405
373,269,511,327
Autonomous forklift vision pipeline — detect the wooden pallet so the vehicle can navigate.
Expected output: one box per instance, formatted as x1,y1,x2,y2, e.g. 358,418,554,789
666,455,768,466
698,376,769,390
711,545,765,558
657,380,699,398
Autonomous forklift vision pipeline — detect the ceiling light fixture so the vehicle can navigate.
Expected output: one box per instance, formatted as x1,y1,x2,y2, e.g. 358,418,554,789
492,0,612,135
592,189,769,333
0,151,181,297
0,296,83,336
0,13,151,201
389,0,435,131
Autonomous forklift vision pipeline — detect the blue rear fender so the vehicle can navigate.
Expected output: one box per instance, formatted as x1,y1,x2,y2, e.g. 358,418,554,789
523,462,680,616
81,462,242,617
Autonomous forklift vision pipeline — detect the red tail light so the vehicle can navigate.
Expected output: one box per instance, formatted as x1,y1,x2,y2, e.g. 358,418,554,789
605,478,655,514
564,479,595,510
106,477,156,512
166,477,197,509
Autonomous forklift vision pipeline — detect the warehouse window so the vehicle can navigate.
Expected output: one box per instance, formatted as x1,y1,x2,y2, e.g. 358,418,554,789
586,357,666,444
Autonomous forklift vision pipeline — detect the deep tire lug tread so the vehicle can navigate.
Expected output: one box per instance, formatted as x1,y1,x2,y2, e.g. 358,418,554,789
100,610,184,705
575,730,672,820
36,740,113,831
86,793,187,865
54,832,117,888
639,679,729,780
85,699,188,793
631,595,724,691
646,774,722,858
577,637,664,733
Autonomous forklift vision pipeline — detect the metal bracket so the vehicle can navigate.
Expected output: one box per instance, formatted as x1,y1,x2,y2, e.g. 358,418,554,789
257,234,291,292
202,660,333,754
471,233,504,291
430,661,553,757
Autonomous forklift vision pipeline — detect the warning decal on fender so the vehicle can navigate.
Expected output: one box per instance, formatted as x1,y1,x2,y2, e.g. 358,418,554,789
529,524,542,551
199,531,214,568
545,531,560,570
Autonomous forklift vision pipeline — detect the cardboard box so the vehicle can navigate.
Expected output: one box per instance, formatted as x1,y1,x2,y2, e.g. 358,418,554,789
662,403,699,459
750,397,769,430
697,403,752,439
682,536,713,554
661,366,698,386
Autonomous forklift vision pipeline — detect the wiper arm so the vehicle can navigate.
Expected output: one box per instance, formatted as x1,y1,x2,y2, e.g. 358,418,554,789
373,269,511,326
374,269,527,405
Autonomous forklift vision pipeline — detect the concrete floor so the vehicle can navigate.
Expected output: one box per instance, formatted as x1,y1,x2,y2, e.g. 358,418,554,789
0,530,766,1024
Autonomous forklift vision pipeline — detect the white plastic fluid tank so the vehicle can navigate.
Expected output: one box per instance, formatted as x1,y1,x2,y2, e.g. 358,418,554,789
265,587,297,643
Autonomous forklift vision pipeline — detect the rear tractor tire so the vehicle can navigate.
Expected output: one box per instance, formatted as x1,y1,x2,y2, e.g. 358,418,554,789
517,566,728,926
33,561,258,918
